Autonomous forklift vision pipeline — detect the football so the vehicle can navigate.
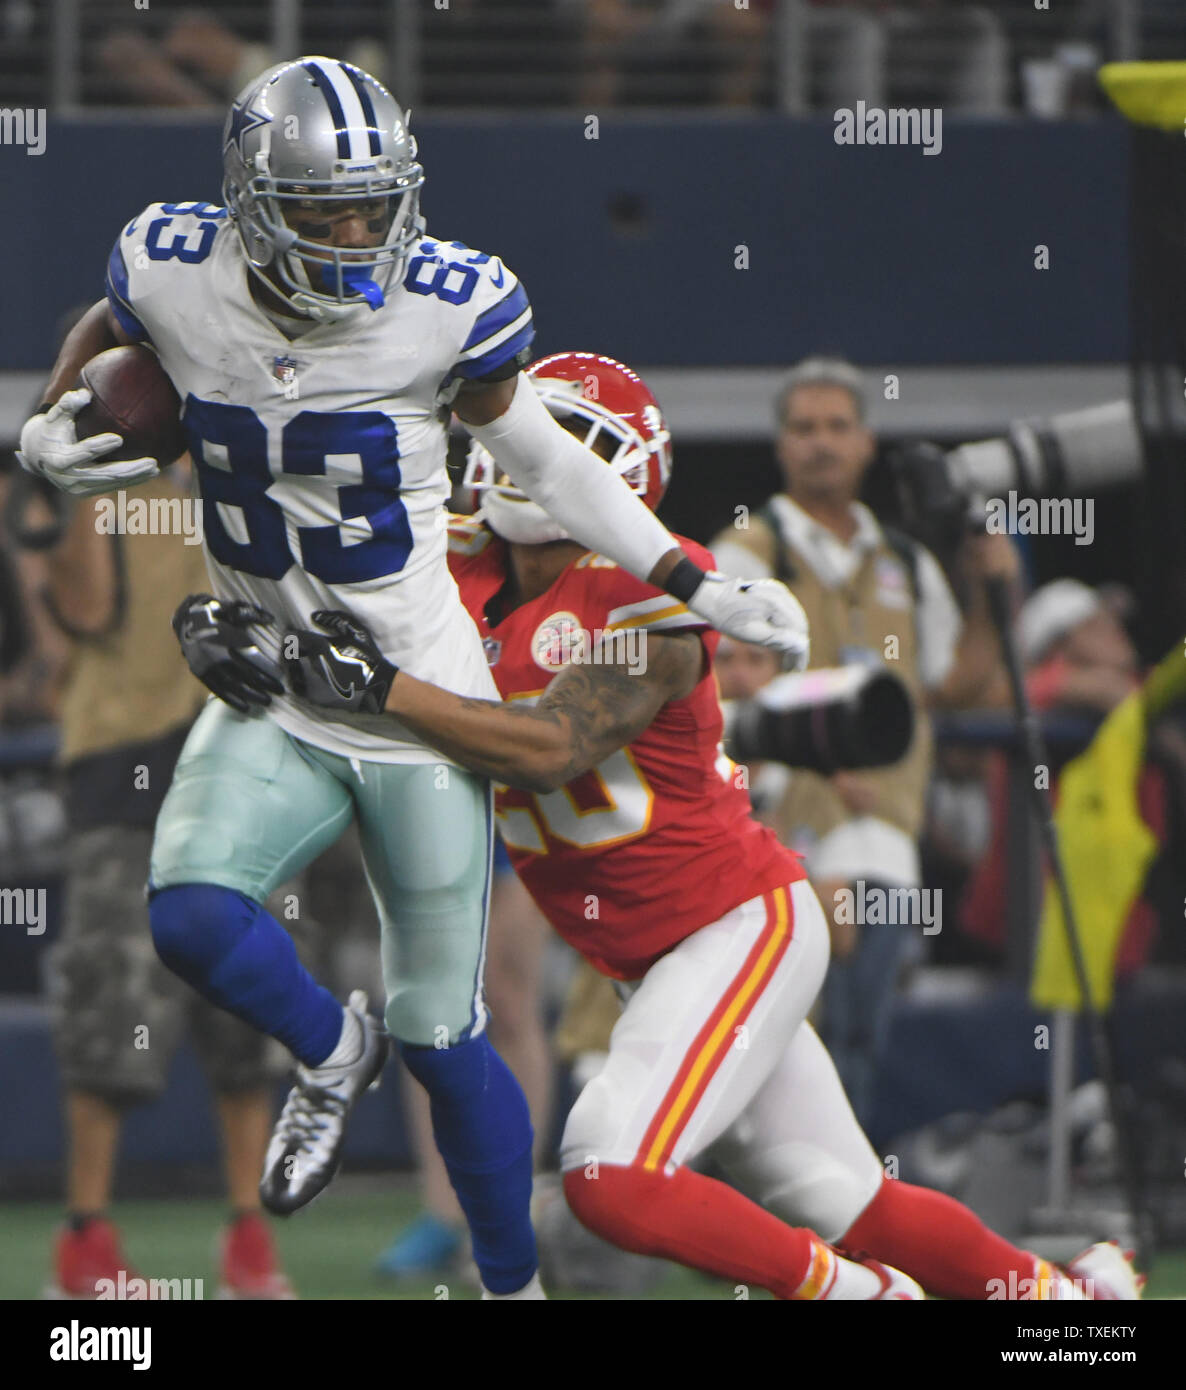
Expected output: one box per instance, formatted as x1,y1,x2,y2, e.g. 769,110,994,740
74,344,188,467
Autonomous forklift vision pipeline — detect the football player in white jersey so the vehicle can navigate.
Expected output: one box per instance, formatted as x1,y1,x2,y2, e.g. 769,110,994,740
18,56,809,1301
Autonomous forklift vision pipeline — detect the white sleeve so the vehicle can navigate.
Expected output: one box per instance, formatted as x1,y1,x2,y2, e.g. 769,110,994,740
463,374,679,582
914,545,964,690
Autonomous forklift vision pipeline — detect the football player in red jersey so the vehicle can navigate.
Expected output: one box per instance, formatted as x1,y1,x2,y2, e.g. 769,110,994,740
281,353,1141,1302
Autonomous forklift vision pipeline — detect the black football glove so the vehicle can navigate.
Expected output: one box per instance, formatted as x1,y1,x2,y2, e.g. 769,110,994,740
284,610,398,715
172,593,285,714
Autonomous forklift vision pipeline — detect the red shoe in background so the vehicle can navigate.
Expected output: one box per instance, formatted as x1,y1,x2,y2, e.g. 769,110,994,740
47,1218,140,1299
218,1211,296,1299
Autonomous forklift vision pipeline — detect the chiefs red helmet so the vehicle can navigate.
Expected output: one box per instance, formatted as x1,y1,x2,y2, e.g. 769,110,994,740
463,351,673,544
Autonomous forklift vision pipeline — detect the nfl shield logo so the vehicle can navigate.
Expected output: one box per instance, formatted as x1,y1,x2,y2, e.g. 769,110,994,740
272,355,299,385
482,636,502,666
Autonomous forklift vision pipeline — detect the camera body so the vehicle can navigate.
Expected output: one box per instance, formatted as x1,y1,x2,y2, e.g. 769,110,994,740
890,399,1143,550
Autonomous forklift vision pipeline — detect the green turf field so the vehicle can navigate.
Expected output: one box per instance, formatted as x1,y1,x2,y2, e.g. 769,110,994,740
5,1177,1183,1300
3,1176,752,1301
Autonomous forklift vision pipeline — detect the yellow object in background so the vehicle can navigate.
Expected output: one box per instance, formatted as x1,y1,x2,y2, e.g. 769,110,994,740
1030,643,1186,1010
1099,62,1186,132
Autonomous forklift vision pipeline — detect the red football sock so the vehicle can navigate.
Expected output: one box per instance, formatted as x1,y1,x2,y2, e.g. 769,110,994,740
840,1176,1042,1300
564,1163,826,1300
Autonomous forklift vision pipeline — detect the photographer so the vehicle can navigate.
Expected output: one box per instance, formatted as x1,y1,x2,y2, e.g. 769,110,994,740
27,458,302,1299
712,356,1017,1126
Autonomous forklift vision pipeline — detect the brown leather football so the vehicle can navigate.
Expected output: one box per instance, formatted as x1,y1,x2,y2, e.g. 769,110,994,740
75,345,187,466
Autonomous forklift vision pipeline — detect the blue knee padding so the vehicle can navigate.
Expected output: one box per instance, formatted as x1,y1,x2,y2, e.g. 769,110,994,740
148,883,341,1067
400,1034,537,1294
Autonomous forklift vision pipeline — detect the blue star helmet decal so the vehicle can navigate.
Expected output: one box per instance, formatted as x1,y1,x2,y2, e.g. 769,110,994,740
225,99,272,158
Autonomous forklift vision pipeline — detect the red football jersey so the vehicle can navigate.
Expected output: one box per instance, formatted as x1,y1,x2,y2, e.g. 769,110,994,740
447,516,805,980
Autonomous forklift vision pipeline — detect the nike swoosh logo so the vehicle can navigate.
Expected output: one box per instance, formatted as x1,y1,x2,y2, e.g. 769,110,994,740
490,265,505,288
325,665,358,701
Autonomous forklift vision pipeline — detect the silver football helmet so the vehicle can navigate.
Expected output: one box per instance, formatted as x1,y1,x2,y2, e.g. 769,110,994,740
222,56,425,322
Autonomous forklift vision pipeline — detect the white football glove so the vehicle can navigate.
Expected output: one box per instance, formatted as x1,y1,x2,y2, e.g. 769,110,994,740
687,571,811,670
17,388,159,497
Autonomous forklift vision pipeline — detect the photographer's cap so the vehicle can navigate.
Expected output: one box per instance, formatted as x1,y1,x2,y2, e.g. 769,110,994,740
1017,579,1103,665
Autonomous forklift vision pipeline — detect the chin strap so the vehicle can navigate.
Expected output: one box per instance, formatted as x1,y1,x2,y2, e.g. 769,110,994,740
279,256,388,321
479,494,570,546
286,292,361,324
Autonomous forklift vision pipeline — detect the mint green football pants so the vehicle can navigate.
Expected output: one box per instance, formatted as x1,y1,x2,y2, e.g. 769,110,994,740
150,699,493,1045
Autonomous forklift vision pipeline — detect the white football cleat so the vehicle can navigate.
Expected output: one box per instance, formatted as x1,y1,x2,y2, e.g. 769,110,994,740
863,1258,926,1300
1065,1240,1145,1300
260,991,389,1215
481,1271,548,1300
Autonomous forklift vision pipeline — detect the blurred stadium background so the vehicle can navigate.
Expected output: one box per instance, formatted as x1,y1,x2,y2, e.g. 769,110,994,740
3,0,1186,1300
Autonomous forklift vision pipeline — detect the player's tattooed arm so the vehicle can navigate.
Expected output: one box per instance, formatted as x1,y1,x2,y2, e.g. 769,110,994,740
534,633,703,783
385,632,704,793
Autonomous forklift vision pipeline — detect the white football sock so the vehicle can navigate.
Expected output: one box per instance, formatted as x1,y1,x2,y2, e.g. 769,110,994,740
794,1240,884,1300
315,1006,363,1072
823,1253,886,1300
1034,1258,1087,1300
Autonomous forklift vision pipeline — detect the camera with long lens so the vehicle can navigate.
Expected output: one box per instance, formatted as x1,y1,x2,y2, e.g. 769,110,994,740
889,399,1143,550
724,665,915,773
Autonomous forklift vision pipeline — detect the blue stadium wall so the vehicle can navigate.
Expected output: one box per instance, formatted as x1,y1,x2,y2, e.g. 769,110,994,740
9,114,1128,370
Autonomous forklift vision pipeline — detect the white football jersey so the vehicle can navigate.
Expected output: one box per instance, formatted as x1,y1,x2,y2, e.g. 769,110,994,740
107,200,534,761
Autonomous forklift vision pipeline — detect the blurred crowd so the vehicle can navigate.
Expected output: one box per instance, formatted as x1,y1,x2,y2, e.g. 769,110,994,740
5,0,1179,113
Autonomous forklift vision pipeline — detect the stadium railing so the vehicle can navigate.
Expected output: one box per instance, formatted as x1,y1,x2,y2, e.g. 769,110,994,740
18,0,1163,115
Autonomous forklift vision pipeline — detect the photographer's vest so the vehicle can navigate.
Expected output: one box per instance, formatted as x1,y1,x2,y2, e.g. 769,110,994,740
730,503,933,845
57,476,207,766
